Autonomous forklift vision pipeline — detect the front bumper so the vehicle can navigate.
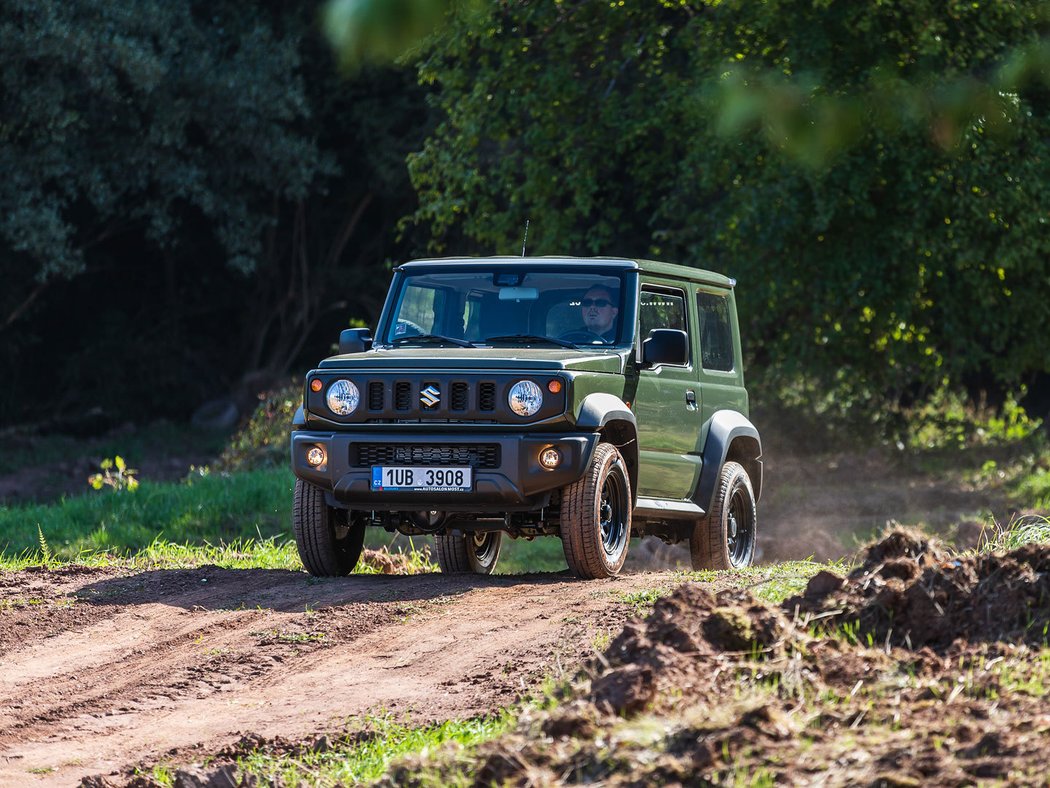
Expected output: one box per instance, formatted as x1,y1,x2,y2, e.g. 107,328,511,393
291,431,600,511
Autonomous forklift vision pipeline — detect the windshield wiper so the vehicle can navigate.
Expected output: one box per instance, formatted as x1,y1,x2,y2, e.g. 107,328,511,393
391,334,476,348
484,334,577,348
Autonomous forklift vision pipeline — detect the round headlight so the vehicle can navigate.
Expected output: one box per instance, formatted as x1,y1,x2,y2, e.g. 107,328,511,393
326,379,360,416
508,380,543,417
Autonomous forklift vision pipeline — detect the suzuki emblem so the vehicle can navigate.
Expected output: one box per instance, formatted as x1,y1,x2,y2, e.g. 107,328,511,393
420,384,440,408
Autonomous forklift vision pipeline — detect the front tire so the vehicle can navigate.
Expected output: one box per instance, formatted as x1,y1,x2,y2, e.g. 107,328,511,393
690,461,757,570
561,443,632,579
435,531,503,574
293,479,366,576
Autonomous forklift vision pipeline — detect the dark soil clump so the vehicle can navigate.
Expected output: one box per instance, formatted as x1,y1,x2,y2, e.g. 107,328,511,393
389,534,1050,787
784,528,1050,649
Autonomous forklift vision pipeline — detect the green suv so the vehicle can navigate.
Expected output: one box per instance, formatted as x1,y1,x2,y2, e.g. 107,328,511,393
290,257,762,578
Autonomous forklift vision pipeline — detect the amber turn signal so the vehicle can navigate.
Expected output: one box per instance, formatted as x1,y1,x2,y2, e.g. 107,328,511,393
310,379,323,392
547,380,562,393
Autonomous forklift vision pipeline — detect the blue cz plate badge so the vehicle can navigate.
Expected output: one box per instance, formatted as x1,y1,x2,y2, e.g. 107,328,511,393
371,466,472,492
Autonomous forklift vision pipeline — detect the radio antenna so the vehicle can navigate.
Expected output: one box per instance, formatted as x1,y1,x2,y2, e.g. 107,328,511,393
521,219,530,257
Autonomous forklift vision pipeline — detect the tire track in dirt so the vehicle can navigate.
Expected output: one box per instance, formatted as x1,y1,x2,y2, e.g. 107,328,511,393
0,567,674,786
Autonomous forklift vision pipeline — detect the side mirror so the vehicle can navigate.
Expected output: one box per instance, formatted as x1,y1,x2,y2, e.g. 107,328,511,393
339,328,372,355
642,329,689,367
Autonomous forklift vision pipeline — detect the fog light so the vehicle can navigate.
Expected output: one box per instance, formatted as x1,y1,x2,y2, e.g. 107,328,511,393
306,446,326,467
539,447,561,470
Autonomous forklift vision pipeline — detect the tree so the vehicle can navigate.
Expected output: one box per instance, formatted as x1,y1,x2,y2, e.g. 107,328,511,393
406,0,1050,409
0,1,430,424
0,0,328,327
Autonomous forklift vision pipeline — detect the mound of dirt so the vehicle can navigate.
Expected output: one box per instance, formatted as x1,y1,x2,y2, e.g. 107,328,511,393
389,536,1050,787
592,585,796,715
784,528,1050,649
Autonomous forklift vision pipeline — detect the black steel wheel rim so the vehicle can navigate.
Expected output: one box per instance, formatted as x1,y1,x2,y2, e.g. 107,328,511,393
599,464,628,559
472,532,498,566
727,485,755,567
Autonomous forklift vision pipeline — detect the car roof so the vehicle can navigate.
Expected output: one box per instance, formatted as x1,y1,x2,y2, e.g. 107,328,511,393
397,256,735,289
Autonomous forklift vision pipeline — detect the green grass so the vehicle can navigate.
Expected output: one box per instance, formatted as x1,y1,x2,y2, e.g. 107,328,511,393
1013,467,1050,510
676,559,851,604
0,468,294,562
496,534,568,574
982,514,1050,552
232,711,515,787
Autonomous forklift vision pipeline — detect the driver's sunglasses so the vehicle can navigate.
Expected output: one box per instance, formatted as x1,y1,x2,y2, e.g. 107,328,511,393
581,298,612,308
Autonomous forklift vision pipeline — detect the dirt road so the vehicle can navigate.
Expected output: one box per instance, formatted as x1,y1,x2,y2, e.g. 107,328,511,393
0,565,677,786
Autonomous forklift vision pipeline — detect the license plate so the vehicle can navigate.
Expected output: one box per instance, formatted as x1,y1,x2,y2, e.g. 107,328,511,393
371,466,472,492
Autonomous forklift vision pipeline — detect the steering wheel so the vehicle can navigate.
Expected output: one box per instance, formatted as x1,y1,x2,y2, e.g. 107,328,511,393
393,318,425,337
558,330,610,344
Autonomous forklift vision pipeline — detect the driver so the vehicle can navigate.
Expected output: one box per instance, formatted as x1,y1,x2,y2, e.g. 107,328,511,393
578,285,619,342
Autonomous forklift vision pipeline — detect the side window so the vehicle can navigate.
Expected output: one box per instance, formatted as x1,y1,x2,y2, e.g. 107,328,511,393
697,291,735,372
639,288,689,362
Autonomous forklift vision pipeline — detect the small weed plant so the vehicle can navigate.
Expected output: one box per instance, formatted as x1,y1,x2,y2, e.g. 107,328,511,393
88,456,139,492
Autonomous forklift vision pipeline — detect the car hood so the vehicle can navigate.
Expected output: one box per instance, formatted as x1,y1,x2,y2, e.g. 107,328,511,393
317,347,627,374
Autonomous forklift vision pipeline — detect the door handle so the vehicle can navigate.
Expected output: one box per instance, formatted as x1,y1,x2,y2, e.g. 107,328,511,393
685,390,698,411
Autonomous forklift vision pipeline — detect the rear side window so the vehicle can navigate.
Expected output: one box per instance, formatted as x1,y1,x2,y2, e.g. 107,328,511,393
697,292,734,371
639,288,689,364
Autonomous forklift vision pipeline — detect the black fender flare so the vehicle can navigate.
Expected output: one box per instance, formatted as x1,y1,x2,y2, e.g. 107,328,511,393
575,393,639,503
292,405,307,429
692,410,763,514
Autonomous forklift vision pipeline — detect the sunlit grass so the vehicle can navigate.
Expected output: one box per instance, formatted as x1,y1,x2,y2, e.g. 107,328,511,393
676,559,852,604
981,514,1050,552
0,468,294,561
234,711,515,787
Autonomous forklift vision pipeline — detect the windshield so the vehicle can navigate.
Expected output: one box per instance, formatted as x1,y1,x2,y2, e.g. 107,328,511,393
380,269,628,347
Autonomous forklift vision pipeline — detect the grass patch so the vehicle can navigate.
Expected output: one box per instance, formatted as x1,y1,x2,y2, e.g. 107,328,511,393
235,711,515,787
616,587,670,615
981,514,1050,552
675,559,851,604
0,468,294,561
0,465,569,575
496,535,567,574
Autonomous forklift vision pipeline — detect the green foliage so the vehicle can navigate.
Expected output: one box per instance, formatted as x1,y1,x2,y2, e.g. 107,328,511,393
408,0,1050,405
218,385,301,472
0,3,431,426
906,386,1043,450
87,455,140,492
0,0,328,285
324,0,464,69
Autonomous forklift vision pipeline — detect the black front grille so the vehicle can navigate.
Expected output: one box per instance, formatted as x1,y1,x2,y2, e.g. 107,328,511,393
450,382,469,411
394,381,412,411
478,382,496,411
368,382,384,411
351,444,501,469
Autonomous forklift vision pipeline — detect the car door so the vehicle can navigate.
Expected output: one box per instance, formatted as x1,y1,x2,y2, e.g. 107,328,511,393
696,289,749,438
632,284,703,499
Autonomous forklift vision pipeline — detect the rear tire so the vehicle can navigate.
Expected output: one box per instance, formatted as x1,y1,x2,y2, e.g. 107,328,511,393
293,479,366,576
435,531,503,574
561,443,632,579
690,461,757,570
